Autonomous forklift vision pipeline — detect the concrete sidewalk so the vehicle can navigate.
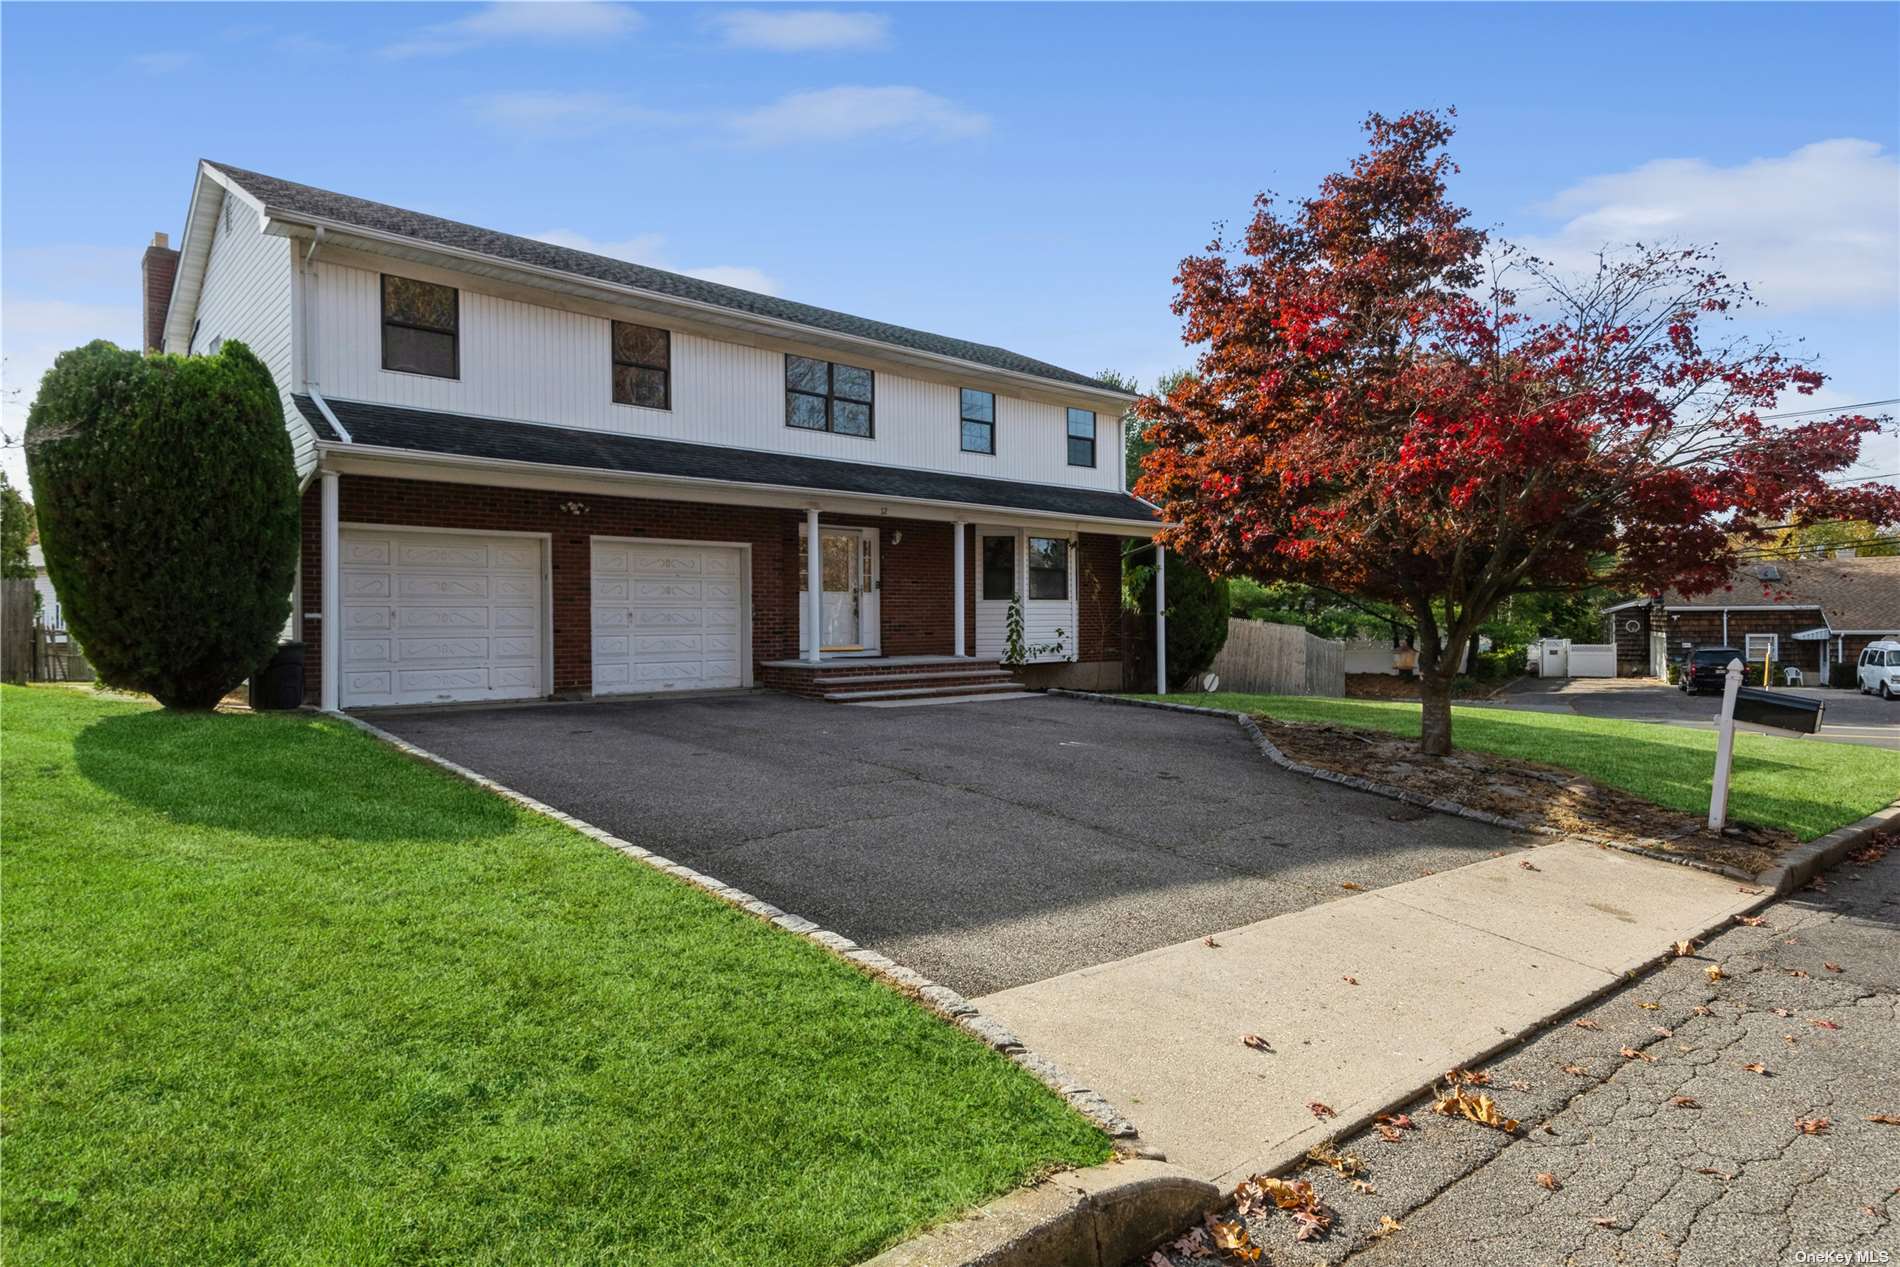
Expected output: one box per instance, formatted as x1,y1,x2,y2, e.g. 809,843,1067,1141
975,839,1763,1183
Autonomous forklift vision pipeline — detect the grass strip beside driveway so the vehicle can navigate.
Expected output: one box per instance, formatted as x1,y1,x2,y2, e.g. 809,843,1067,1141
1,686,1109,1267
1129,692,1900,842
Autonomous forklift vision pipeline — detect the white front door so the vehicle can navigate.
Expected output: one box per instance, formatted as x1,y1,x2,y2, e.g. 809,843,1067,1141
799,527,878,654
592,540,746,694
337,528,544,707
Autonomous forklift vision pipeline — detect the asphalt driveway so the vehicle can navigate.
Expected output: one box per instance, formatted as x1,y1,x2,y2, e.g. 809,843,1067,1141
374,693,1528,995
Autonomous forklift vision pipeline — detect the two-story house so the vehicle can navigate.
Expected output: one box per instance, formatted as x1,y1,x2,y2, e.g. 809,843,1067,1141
143,161,1161,710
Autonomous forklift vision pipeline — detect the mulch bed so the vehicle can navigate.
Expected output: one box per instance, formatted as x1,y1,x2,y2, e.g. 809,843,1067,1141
1255,717,1794,876
1344,673,1512,701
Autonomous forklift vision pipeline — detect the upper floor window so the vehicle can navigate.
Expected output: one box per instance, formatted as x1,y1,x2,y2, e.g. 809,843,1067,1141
382,275,458,379
612,321,671,410
786,354,874,438
960,388,995,455
1066,408,1096,467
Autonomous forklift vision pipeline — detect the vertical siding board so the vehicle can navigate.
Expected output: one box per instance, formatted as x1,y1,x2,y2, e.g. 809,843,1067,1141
195,197,308,473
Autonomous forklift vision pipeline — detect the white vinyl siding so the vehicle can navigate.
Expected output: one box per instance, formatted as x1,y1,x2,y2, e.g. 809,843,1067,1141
312,260,1119,491
189,194,309,473
973,528,1076,664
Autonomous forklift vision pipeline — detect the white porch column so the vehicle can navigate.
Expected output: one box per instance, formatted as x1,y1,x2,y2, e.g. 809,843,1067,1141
1155,544,1168,695
952,520,967,657
805,507,823,664
319,469,340,711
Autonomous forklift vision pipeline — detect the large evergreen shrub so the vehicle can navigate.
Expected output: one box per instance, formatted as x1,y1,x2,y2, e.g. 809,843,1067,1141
25,340,299,709
1131,555,1231,689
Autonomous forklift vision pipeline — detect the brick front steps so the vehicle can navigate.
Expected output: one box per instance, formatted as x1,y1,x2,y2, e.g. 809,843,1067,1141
761,656,1024,703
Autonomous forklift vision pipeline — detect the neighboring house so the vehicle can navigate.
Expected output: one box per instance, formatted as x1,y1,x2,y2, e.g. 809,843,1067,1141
27,544,61,629
1604,555,1900,684
146,161,1158,709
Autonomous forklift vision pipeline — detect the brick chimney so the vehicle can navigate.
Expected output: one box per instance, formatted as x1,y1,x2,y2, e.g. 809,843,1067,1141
141,231,180,354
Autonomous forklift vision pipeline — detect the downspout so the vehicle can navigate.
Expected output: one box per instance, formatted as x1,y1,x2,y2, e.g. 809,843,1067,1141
298,226,350,442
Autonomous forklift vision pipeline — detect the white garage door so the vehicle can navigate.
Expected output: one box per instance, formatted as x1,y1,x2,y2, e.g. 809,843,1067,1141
592,540,745,695
339,529,544,708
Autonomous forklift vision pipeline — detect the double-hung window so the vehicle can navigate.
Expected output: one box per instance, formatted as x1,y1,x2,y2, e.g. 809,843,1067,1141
786,355,874,437
960,388,995,454
611,321,670,410
381,275,458,379
1066,408,1096,467
1744,633,1778,663
1027,537,1070,600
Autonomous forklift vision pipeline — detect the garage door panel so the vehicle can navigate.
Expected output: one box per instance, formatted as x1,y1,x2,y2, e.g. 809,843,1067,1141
592,541,747,695
339,529,544,708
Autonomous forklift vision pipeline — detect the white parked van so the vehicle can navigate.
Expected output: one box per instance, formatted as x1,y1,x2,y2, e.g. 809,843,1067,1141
1857,640,1900,699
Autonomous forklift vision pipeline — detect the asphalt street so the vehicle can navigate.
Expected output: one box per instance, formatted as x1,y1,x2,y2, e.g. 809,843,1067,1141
1492,677,1900,750
1147,842,1900,1267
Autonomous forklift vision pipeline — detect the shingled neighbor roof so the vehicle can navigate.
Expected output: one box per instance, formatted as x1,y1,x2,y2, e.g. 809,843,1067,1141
1662,554,1900,632
210,162,1125,395
297,397,1159,525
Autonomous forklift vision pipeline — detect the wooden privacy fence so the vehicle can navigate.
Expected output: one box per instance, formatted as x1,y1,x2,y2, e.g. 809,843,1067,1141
1,578,33,683
1210,619,1345,697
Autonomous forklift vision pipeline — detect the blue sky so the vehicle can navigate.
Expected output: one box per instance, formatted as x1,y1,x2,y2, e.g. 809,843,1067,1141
4,1,1896,489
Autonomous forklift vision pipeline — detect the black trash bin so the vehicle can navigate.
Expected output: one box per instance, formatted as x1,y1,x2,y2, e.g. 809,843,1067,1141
248,641,306,711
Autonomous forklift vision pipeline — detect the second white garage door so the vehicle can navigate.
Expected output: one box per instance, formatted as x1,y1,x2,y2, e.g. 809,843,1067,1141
591,540,746,695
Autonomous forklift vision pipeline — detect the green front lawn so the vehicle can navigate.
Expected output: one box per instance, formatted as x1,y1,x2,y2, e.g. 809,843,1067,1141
1,686,1108,1267
1134,692,1900,841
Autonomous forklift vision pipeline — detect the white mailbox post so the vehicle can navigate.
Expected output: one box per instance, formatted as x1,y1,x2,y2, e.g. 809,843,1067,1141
1707,658,1744,832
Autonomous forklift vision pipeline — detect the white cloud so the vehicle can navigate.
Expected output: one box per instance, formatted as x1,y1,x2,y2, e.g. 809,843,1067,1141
531,230,780,295
469,91,677,137
384,2,641,58
731,85,987,146
1518,139,1899,312
714,9,890,52
130,51,196,73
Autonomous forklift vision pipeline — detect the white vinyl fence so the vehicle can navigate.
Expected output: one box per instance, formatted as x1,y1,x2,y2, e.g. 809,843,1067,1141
1210,619,1345,697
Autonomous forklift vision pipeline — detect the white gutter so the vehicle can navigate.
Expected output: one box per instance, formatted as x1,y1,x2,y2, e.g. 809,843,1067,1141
296,226,351,442
259,211,1139,411
313,438,1164,534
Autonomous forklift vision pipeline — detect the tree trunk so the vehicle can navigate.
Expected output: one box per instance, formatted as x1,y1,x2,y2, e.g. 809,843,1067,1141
1418,668,1454,756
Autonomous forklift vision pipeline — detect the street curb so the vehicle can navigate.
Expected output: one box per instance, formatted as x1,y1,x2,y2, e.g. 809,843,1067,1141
859,1158,1221,1267
1757,797,1900,894
1044,690,1824,886
322,710,1140,1142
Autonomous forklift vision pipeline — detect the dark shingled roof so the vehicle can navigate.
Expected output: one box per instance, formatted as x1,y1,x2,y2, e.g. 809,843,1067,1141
298,396,1159,525
212,161,1126,395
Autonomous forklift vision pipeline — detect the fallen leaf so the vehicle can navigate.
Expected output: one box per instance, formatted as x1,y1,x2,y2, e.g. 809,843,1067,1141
1823,962,1843,973
1848,841,1890,865
1706,964,1726,982
1432,1084,1518,1133
1535,1171,1561,1191
1561,1062,1590,1076
1342,976,1358,986
1445,1067,1491,1087
1592,1216,1619,1228
1787,968,1809,979
1305,1143,1361,1177
1307,1100,1336,1120
1674,940,1695,957
1508,1078,1531,1091
1806,877,1829,891
1772,1008,1793,1017
1166,1227,1212,1259
1573,1018,1601,1031
1620,1046,1657,1063
1207,1218,1260,1261
1292,1206,1330,1241
1376,1113,1416,1130
1376,1122,1404,1142
1693,1004,1714,1015
1637,1001,1661,1011
1738,885,1766,894
1866,1114,1900,1125
1735,914,1768,927
1653,1026,1674,1038
1696,1167,1736,1180
1742,1062,1770,1075
1811,1018,1841,1030
1519,860,1540,871
1241,1034,1273,1053
1669,1095,1701,1109
1350,1178,1376,1195
1341,882,1365,891
1795,1117,1830,1135
1202,936,1221,949
1373,1215,1403,1238
1784,1034,1799,1044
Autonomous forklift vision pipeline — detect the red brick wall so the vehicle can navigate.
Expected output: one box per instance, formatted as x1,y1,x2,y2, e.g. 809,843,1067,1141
141,240,179,354
299,475,1127,702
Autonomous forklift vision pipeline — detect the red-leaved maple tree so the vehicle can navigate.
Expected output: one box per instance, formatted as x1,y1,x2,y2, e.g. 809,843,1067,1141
1137,110,1897,754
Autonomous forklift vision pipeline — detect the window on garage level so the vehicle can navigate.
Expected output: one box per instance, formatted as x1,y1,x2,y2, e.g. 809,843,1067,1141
786,355,874,437
1027,537,1069,600
611,321,671,410
1744,633,1778,663
382,275,458,378
1066,408,1096,467
960,388,995,454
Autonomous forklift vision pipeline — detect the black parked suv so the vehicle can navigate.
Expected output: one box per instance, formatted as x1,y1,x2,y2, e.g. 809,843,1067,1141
1677,645,1744,695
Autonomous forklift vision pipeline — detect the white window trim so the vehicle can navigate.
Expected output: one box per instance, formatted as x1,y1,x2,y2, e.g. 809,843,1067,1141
1744,633,1778,662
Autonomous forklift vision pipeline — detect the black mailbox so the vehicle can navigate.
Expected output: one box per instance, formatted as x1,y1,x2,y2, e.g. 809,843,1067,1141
1732,686,1825,735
